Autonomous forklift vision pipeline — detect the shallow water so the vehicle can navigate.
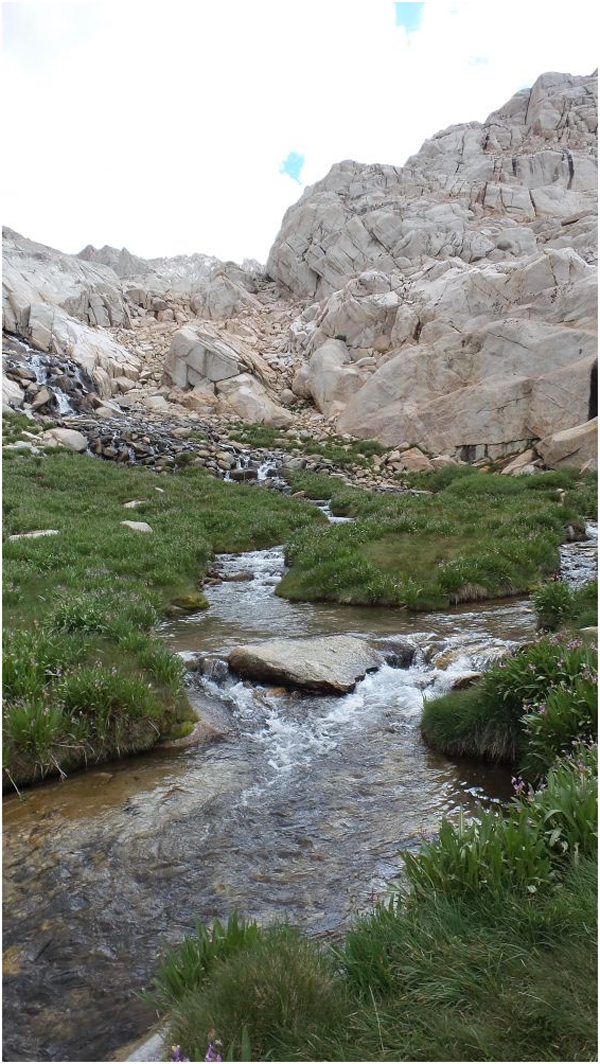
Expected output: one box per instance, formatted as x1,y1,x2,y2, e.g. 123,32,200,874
2,522,596,1062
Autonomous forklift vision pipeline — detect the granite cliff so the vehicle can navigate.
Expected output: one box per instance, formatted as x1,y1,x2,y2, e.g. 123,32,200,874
3,70,597,469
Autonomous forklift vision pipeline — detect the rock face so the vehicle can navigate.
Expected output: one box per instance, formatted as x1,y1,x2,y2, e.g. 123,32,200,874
216,374,294,428
3,71,597,461
2,373,24,412
307,338,369,416
190,271,263,320
3,227,125,329
228,635,381,693
163,323,293,427
268,72,597,299
2,228,141,384
537,417,598,469
268,71,598,460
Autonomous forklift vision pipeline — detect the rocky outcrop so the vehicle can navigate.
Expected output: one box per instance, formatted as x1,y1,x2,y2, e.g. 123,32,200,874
2,374,24,413
216,374,293,428
3,227,125,329
78,242,219,293
228,635,381,693
335,248,596,456
269,71,598,458
537,417,598,470
162,323,293,427
307,339,369,416
78,243,264,306
163,325,248,389
268,72,597,299
2,228,141,385
3,71,597,460
190,272,263,320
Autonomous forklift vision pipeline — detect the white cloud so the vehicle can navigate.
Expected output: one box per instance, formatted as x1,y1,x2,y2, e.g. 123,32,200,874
2,0,597,263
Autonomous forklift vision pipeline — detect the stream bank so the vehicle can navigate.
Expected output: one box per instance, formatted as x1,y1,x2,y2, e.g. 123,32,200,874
3,521,596,1062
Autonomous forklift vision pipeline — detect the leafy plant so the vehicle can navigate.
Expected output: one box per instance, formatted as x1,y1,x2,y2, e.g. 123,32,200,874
533,579,575,630
521,675,597,781
403,806,552,899
143,914,261,1013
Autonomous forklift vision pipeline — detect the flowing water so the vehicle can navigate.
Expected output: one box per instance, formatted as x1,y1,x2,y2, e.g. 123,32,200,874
3,335,92,418
2,518,597,1062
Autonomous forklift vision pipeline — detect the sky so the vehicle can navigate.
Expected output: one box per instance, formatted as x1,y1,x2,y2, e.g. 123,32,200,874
2,1,597,264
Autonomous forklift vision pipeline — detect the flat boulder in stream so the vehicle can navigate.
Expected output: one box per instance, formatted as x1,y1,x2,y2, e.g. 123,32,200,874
228,635,381,694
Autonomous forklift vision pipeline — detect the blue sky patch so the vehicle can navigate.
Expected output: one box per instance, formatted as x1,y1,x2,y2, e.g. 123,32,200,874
280,151,305,184
394,3,424,32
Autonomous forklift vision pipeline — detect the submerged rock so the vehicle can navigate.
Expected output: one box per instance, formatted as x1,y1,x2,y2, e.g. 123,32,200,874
228,635,381,693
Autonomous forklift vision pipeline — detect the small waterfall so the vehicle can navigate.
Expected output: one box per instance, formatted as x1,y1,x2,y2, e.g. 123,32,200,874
3,335,91,415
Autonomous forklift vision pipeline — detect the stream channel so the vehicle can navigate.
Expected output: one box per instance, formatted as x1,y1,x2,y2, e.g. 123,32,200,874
2,507,597,1063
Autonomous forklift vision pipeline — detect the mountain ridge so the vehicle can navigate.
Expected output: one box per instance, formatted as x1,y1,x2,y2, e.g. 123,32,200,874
3,69,597,469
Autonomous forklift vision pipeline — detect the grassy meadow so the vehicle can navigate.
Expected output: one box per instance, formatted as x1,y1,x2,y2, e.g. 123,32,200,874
2,436,324,787
279,466,597,609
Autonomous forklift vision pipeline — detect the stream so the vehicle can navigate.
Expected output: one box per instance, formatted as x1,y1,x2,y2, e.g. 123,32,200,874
2,516,597,1063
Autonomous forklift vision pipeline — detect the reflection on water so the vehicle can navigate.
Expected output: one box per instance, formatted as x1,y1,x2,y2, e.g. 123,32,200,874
3,525,596,1062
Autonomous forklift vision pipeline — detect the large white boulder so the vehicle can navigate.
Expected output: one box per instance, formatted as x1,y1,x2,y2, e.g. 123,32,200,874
537,418,598,470
190,272,262,320
2,374,24,412
228,635,381,694
39,428,88,452
163,323,271,391
308,339,369,416
216,374,293,428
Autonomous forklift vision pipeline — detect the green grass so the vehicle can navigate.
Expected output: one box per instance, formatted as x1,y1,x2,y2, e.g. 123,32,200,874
421,636,598,772
2,411,56,444
227,421,386,468
158,749,597,1062
2,449,325,786
277,469,596,610
534,578,598,631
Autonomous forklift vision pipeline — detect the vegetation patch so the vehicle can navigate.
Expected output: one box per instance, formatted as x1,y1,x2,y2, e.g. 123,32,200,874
2,449,324,787
228,421,386,467
2,411,56,445
534,577,598,631
278,469,596,610
421,635,598,775
154,745,597,1062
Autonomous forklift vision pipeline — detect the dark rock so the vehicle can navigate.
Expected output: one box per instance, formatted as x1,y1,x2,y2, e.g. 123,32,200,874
379,639,416,669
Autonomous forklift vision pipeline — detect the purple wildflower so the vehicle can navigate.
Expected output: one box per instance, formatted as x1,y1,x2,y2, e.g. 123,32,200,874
511,776,526,794
538,703,546,715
